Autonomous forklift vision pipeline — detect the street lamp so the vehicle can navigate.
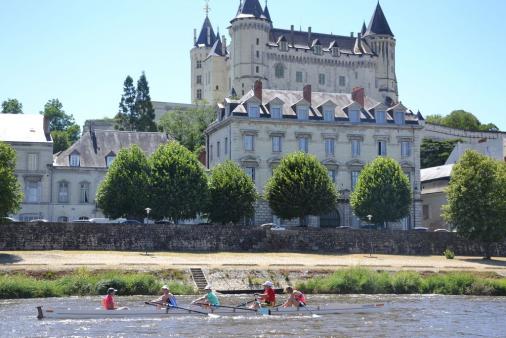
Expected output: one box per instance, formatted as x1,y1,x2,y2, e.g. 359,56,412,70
366,214,373,257
144,208,151,256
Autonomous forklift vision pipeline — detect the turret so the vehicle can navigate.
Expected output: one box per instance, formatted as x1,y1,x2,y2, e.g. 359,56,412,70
363,2,398,106
229,0,272,96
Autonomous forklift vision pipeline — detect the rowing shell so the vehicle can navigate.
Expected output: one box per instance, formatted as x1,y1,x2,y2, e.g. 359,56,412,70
36,303,386,320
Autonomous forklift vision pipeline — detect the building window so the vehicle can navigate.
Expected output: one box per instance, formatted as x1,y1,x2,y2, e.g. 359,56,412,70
378,140,387,156
296,106,309,120
256,50,260,58
275,64,284,78
25,178,41,203
243,135,254,151
245,167,256,182
323,108,333,121
272,136,282,152
324,138,334,157
210,144,213,161
401,141,412,158
314,45,322,55
339,76,346,86
70,154,80,167
318,73,325,85
349,110,360,123
423,205,430,220
58,181,69,203
296,71,303,83
298,137,309,153
256,38,259,45
331,46,339,57
224,137,228,155
351,139,361,157
196,75,202,84
106,155,115,168
328,169,336,183
280,41,288,51
394,111,405,125
376,111,386,124
57,216,68,223
217,141,221,158
196,89,202,100
351,171,360,191
256,66,259,73
248,104,260,118
79,182,90,204
196,60,202,69
271,106,282,119
27,153,38,171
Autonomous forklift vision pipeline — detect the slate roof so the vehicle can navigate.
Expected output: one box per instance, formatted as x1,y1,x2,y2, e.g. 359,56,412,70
445,142,504,164
0,114,52,143
364,2,394,37
420,164,454,182
195,16,217,47
232,0,270,22
263,4,272,22
53,130,170,168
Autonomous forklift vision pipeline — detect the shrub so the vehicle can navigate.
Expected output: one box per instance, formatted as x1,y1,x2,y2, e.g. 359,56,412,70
391,271,422,294
444,248,455,259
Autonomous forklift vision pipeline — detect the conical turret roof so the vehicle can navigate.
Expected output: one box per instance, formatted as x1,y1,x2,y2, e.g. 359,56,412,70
195,16,217,47
263,4,272,22
361,21,367,35
364,3,393,37
232,0,269,22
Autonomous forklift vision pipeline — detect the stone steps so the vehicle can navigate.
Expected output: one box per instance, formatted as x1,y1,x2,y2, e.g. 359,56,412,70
190,267,208,291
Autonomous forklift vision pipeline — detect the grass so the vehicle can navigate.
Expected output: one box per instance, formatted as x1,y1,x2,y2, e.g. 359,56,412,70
0,268,195,299
296,267,506,296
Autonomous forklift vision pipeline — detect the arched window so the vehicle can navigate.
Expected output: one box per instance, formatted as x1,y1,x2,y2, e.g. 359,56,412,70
274,63,284,78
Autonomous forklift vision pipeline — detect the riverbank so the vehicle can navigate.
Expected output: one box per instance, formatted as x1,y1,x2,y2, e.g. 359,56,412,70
2,267,506,299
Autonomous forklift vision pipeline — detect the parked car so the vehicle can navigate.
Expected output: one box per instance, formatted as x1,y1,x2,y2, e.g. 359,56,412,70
0,217,17,224
413,227,429,232
434,228,450,233
29,219,48,223
154,220,174,225
336,226,351,229
89,218,113,224
70,219,91,223
120,219,142,225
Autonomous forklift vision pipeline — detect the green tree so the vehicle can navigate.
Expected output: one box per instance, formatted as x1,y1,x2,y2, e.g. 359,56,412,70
158,104,215,153
1,98,23,114
96,145,151,220
116,75,137,131
149,141,208,222
0,142,23,217
420,138,461,168
40,99,80,153
426,110,498,132
443,150,506,259
350,157,412,228
264,152,338,226
206,161,258,224
135,72,157,132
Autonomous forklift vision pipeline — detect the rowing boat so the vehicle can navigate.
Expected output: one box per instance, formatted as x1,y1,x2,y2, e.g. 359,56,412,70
36,303,386,319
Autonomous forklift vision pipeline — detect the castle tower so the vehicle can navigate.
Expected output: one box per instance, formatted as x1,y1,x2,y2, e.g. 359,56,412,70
229,0,272,97
363,2,398,106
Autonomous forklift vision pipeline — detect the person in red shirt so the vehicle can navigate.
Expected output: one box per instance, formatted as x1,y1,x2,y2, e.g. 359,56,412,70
282,286,306,308
251,281,276,309
102,288,117,310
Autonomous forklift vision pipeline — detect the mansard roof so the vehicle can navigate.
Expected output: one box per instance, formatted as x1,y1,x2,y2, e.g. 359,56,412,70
364,3,394,37
195,16,217,47
54,130,170,168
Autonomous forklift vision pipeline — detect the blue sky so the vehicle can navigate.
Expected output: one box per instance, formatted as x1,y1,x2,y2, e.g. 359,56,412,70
1,0,505,130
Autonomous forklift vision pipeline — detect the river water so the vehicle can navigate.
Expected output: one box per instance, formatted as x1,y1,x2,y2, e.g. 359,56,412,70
0,294,505,337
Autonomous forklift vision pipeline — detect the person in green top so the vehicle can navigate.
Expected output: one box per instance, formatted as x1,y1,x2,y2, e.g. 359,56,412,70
191,285,220,307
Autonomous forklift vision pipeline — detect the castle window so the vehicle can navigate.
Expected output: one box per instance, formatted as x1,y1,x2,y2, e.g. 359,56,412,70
256,38,259,45
377,140,387,156
296,71,303,83
256,50,260,58
280,41,288,52
272,136,282,152
351,171,360,190
331,46,340,57
318,73,325,85
210,145,213,161
25,178,41,203
328,169,336,183
256,66,259,73
394,111,405,125
275,64,284,78
27,153,38,171
314,45,322,55
106,154,116,168
196,89,202,100
215,85,219,90
245,167,256,182
349,110,360,123
376,111,386,124
248,104,260,118
224,137,228,155
196,75,202,84
339,76,346,87
217,141,221,158
271,106,282,119
296,106,309,120
196,60,202,69
243,135,255,151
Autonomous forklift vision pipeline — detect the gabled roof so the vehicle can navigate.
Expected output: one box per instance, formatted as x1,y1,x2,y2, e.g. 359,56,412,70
0,114,52,143
364,2,394,37
195,16,217,47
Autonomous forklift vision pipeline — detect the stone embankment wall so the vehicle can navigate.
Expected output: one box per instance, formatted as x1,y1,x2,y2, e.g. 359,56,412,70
1,223,505,256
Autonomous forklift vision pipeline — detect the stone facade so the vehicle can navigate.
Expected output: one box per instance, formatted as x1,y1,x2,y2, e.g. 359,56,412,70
191,1,397,106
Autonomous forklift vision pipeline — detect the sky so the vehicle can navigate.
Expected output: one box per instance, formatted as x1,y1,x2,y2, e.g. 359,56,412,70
1,0,505,131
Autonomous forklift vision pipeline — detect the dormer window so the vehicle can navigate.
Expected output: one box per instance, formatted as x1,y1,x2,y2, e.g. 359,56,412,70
331,46,340,57
248,104,260,118
70,153,80,167
314,45,322,55
296,106,309,120
280,40,288,52
271,105,282,119
376,111,386,124
323,108,334,122
106,154,116,168
349,110,361,123
394,111,405,125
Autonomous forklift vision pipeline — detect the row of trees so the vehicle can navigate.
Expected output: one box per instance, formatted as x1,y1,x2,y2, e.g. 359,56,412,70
426,110,498,132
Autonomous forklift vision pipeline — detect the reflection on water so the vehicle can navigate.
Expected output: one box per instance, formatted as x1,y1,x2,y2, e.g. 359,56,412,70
1,294,505,337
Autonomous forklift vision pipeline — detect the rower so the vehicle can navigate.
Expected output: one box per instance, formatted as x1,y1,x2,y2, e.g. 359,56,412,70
251,281,276,309
191,285,220,307
102,288,118,310
152,285,177,308
282,286,306,308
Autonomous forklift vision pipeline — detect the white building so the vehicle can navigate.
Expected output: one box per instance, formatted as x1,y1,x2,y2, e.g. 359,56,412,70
192,1,398,106
205,82,424,228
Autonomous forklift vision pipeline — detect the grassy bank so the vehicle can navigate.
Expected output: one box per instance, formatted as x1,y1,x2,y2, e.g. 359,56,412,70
0,268,195,299
296,268,506,296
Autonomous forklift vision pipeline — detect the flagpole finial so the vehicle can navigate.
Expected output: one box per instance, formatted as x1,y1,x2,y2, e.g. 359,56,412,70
204,0,210,17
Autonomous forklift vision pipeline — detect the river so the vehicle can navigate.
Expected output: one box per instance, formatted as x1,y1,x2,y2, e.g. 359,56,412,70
0,295,505,337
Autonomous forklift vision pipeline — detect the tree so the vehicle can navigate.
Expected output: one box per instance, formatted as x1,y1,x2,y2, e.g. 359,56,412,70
158,104,215,153
426,110,498,132
40,99,80,153
350,157,412,228
96,145,151,220
1,99,23,114
135,72,157,132
0,142,23,217
264,152,338,226
206,161,258,224
149,141,208,222
420,138,461,168
116,76,137,131
443,150,506,259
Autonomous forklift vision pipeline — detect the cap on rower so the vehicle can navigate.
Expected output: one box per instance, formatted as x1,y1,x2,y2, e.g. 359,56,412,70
161,285,169,290
204,284,212,290
262,281,273,287
107,287,117,294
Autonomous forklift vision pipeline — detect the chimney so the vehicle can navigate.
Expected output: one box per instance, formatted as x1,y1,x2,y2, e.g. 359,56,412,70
352,87,365,107
193,29,197,45
290,25,294,46
222,35,227,55
350,32,354,38
308,26,312,45
254,80,263,101
207,26,211,45
303,84,312,104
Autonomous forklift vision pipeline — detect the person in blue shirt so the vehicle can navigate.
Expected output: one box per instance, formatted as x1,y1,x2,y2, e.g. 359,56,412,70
152,285,177,308
191,285,220,307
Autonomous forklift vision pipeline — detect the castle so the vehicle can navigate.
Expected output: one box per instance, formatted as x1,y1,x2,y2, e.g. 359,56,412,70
191,0,398,106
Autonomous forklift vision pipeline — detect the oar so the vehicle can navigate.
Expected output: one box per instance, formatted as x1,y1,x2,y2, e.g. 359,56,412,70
145,302,219,318
235,299,257,308
299,303,320,318
202,304,258,312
